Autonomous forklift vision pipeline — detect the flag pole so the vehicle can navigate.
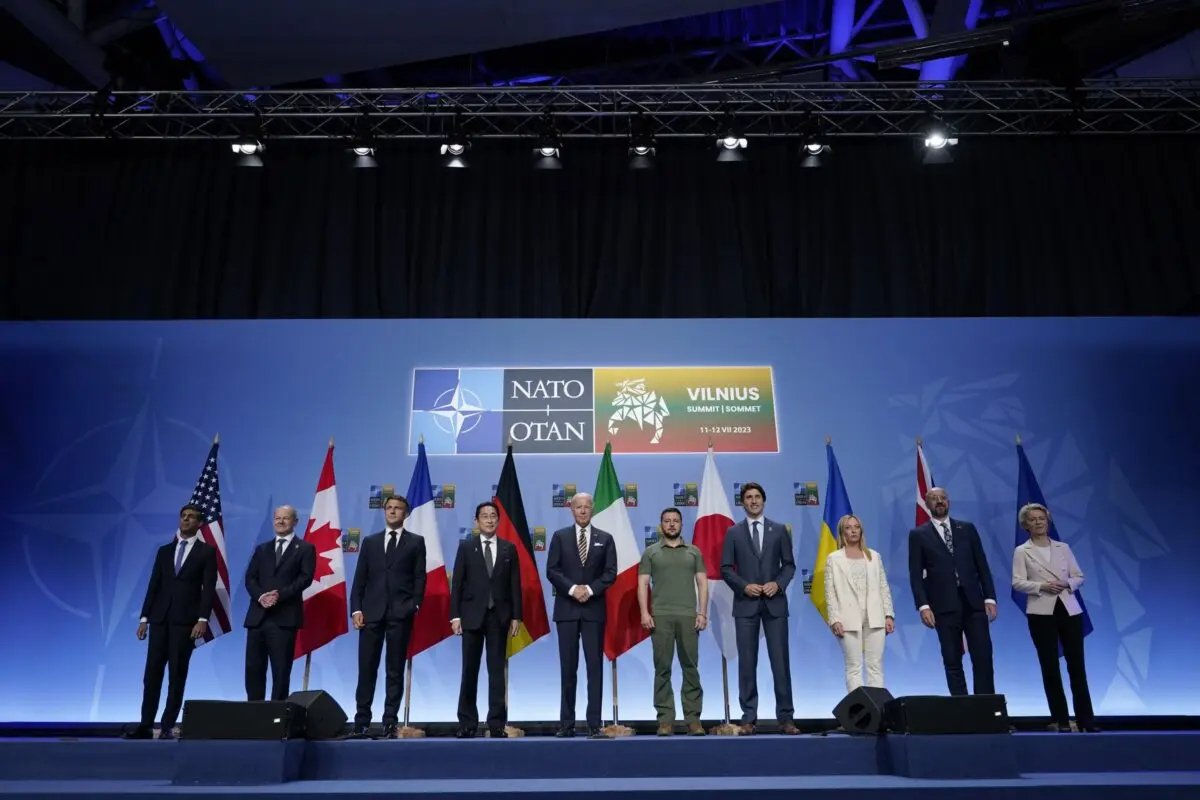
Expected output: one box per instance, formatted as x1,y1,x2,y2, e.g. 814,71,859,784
603,657,634,737
711,656,740,735
397,657,424,738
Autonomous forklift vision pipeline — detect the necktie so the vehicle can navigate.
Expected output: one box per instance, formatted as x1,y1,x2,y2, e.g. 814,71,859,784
940,522,954,554
387,531,398,556
577,527,588,565
752,521,762,553
483,539,494,575
276,538,286,564
174,540,186,574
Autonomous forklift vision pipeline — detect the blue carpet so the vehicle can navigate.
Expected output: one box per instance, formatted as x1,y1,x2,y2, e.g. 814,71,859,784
0,773,1199,799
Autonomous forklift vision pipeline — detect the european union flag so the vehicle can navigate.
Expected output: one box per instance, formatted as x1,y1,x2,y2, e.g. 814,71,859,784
1013,441,1094,649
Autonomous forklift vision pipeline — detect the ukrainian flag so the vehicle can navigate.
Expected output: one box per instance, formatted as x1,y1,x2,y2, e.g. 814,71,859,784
812,441,854,623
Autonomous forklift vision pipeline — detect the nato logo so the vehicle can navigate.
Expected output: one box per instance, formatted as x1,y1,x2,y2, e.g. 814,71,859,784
409,369,505,455
409,367,595,455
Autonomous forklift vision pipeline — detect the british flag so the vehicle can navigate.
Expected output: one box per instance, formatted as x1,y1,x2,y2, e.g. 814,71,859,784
190,438,233,647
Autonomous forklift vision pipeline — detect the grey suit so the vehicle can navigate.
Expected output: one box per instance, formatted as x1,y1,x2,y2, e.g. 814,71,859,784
720,517,796,724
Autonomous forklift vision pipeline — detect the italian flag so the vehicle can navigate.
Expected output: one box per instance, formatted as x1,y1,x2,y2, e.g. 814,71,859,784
594,443,650,660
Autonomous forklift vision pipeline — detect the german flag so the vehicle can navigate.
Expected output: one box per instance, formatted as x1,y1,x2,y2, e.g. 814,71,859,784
494,445,550,658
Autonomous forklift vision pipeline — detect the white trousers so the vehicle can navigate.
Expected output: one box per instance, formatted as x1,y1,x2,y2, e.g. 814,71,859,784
840,620,886,692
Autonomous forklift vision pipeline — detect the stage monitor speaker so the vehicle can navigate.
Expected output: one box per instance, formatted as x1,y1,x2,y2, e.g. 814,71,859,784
180,700,306,740
833,686,895,734
287,690,347,740
884,694,1010,735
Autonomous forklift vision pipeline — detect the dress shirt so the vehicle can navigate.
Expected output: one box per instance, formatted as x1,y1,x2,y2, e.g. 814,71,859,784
916,518,995,613
450,534,497,624
571,526,594,598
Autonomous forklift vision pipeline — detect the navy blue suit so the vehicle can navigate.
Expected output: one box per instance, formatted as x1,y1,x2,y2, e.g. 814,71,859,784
908,518,997,696
720,517,796,724
243,535,317,701
545,525,617,730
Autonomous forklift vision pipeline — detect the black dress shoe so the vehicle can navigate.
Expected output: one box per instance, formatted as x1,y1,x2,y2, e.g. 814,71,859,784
158,728,175,741
1080,723,1102,733
555,727,575,738
455,727,476,739
587,728,610,740
349,725,371,739
381,723,399,739
488,727,508,738
122,725,153,740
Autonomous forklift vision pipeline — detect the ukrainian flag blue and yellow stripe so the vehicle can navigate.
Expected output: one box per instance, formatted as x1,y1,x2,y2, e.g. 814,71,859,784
811,439,854,623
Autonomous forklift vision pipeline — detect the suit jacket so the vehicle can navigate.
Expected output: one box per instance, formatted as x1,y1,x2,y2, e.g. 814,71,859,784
449,535,522,630
720,517,796,619
140,537,218,626
823,548,895,632
545,525,617,623
243,536,317,629
907,518,996,615
350,529,427,624
1012,539,1086,616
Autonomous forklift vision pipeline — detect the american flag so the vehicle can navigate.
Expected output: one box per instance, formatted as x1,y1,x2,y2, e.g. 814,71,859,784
190,439,233,647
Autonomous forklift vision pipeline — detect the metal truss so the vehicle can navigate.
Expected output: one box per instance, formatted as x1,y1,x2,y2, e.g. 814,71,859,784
1,80,1198,140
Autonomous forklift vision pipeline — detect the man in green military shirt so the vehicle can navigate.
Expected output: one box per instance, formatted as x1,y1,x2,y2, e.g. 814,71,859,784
638,507,709,736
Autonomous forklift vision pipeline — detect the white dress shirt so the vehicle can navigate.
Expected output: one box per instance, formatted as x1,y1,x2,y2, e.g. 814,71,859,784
916,518,996,613
572,526,593,598
450,534,497,624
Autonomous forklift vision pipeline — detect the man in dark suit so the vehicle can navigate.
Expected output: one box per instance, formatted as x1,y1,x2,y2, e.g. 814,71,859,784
349,494,426,739
244,504,317,702
126,503,218,739
720,482,800,735
545,492,617,739
450,501,522,738
908,486,998,696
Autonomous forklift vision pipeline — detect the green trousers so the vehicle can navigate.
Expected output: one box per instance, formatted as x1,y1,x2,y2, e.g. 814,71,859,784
651,615,703,724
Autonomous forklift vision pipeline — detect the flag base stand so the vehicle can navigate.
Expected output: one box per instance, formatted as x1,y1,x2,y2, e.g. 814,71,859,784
396,726,425,739
602,724,634,738
710,723,741,736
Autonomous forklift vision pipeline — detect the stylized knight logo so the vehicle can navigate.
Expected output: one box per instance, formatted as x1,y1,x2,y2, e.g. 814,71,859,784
608,378,670,444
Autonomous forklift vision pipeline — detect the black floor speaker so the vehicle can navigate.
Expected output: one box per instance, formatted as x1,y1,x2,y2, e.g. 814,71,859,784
833,687,895,734
884,694,1010,734
180,700,307,740
287,690,348,740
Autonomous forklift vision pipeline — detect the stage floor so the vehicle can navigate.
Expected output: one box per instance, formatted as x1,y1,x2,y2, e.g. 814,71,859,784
1,731,1198,799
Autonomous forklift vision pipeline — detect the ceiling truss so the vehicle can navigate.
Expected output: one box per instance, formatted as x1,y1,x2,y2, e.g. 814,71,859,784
0,80,1197,140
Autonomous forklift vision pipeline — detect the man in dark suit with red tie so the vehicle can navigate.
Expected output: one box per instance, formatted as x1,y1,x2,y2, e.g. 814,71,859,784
450,501,522,738
908,487,998,696
126,504,217,739
349,494,426,739
243,505,317,702
546,492,617,739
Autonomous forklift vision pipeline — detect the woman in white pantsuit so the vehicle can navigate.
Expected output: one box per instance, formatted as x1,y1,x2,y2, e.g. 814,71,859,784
824,514,896,691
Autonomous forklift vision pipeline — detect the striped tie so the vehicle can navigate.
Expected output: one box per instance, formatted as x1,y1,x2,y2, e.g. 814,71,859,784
577,527,587,565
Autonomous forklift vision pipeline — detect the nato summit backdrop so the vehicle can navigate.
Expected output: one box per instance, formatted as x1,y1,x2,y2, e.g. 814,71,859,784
1,317,1198,723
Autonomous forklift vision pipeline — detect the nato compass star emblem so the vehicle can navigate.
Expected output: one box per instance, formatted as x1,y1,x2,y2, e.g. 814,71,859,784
430,384,485,440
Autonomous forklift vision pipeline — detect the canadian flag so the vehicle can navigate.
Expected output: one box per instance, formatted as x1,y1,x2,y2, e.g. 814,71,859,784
294,442,348,659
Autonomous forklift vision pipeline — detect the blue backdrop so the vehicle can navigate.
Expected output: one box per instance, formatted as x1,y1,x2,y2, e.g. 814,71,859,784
1,318,1196,723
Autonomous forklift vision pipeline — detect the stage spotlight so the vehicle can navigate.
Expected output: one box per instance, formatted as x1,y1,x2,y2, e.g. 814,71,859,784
230,137,263,167
347,110,378,168
348,144,377,168
800,140,829,168
921,119,958,165
440,134,470,168
716,132,747,163
533,112,563,169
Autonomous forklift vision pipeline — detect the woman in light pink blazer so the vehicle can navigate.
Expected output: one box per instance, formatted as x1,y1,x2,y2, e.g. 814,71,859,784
1011,502,1098,733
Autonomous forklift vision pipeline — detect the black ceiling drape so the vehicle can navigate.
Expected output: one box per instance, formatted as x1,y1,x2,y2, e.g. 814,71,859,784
1,136,1197,320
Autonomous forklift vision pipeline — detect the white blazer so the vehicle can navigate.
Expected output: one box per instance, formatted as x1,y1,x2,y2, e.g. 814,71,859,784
1011,539,1085,616
824,548,895,632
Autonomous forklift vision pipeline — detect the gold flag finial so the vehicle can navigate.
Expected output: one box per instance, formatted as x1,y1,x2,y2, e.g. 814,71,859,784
419,433,425,444
213,432,220,444
707,437,713,449
1016,433,1022,445
916,435,923,446
507,435,513,447
329,436,335,448
825,435,832,446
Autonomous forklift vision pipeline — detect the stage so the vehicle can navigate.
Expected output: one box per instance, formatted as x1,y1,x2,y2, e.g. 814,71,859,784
1,729,1199,799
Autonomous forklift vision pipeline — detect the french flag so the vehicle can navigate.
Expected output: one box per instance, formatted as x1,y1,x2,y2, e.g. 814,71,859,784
404,441,452,657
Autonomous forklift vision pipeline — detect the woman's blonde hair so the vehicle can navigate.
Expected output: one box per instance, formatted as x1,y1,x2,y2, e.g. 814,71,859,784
836,514,872,561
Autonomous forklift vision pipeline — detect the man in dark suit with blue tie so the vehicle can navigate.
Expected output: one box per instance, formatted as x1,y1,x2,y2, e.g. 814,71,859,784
126,504,218,739
244,504,317,702
349,494,426,738
720,483,800,735
546,492,617,739
908,487,998,696
450,502,522,738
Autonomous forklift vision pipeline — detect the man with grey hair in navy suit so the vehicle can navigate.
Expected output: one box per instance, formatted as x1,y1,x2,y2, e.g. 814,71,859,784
720,482,800,735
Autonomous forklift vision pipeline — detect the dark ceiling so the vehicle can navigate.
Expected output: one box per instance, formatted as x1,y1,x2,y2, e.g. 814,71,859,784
0,0,1197,94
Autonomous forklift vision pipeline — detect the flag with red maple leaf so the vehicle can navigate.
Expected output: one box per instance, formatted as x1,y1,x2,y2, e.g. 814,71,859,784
293,441,348,659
